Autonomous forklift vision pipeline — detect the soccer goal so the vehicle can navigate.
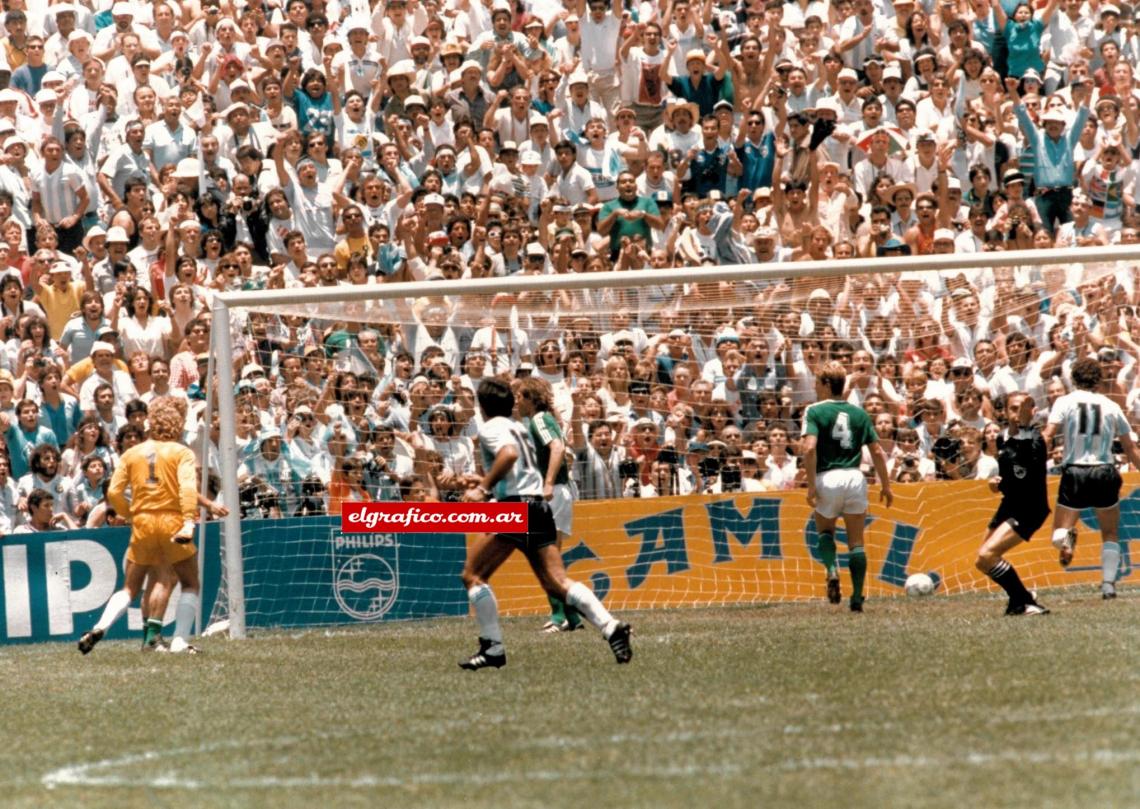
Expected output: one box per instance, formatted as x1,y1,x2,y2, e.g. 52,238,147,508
208,244,1140,638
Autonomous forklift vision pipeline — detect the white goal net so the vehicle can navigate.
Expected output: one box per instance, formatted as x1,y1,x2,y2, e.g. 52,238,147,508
207,246,1140,636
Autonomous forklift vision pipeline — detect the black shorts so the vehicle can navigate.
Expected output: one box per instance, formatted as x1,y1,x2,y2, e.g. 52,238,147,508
1058,464,1122,511
495,497,557,552
988,501,1050,542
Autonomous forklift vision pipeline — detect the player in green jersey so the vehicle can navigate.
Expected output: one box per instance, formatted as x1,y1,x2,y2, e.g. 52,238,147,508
802,361,894,612
517,377,584,633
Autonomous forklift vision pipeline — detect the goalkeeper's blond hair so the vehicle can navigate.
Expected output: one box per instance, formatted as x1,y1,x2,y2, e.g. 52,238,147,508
147,396,187,442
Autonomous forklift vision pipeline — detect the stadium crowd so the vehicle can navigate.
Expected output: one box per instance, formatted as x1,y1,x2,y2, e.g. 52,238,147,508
1,0,1140,529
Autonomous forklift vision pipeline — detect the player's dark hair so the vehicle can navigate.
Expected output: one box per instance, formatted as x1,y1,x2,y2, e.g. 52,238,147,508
29,444,60,477
81,455,105,473
1071,357,1102,390
116,423,144,451
586,419,611,439
477,377,514,419
125,399,148,417
26,488,52,512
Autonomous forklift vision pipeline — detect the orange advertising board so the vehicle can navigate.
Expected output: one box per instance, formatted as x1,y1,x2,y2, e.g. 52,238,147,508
479,477,1139,615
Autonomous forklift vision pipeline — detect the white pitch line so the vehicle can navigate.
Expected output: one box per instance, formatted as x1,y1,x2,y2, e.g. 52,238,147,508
43,735,1140,791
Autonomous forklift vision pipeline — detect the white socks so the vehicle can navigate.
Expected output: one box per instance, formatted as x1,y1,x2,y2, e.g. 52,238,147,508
1102,542,1121,585
174,591,200,641
566,581,618,638
94,590,132,633
468,584,503,646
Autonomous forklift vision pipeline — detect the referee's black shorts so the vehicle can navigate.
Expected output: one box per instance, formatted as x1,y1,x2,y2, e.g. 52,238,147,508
1057,464,1122,511
496,496,557,551
988,501,1050,541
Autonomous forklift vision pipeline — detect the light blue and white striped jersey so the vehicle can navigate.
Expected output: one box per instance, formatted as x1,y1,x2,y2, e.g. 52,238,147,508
31,162,84,225
478,416,543,499
1048,390,1129,466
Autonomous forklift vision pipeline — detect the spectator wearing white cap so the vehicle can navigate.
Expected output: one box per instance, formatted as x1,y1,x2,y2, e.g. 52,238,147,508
559,70,609,138
579,0,624,118
512,107,549,162
35,259,88,339
1087,6,1127,71
445,60,495,130
214,100,267,166
77,339,137,414
193,15,250,86
1009,70,1089,234
332,21,382,99
54,30,92,83
43,5,81,67
94,3,146,61
659,40,731,120
1055,190,1109,248
406,35,440,95
487,139,525,196
25,86,61,144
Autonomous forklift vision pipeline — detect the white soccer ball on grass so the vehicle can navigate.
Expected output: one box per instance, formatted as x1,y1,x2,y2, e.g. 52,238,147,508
904,573,936,597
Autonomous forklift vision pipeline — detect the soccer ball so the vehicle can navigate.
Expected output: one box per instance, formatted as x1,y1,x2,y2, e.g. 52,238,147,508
904,573,935,597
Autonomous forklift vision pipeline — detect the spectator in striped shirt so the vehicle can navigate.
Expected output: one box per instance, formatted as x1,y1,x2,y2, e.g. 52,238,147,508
31,137,88,253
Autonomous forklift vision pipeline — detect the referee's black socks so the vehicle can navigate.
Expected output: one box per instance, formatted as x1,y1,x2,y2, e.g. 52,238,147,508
987,559,1032,605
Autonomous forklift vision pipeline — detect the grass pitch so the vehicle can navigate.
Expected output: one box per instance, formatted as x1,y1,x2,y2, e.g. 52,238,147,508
4,588,1139,809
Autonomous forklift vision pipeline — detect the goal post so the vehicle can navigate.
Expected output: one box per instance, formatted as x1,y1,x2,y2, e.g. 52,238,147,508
211,297,248,639
209,244,1140,638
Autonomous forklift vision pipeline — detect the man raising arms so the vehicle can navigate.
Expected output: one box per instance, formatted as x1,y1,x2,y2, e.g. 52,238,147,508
802,361,893,612
78,396,203,655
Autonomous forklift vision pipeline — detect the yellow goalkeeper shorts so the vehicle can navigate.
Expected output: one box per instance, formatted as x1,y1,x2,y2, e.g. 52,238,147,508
127,512,196,567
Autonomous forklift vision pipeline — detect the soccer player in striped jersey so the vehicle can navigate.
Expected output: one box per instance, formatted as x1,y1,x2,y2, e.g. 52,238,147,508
802,361,894,612
458,378,632,669
975,392,1050,615
516,377,583,633
1043,358,1140,599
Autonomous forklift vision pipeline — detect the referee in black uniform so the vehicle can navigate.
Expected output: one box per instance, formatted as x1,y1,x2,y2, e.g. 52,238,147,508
974,391,1051,615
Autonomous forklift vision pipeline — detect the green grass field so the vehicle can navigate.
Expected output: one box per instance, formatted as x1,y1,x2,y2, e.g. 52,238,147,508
4,588,1139,809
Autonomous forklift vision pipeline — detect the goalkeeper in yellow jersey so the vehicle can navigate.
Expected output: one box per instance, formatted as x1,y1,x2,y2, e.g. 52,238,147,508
79,397,203,656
